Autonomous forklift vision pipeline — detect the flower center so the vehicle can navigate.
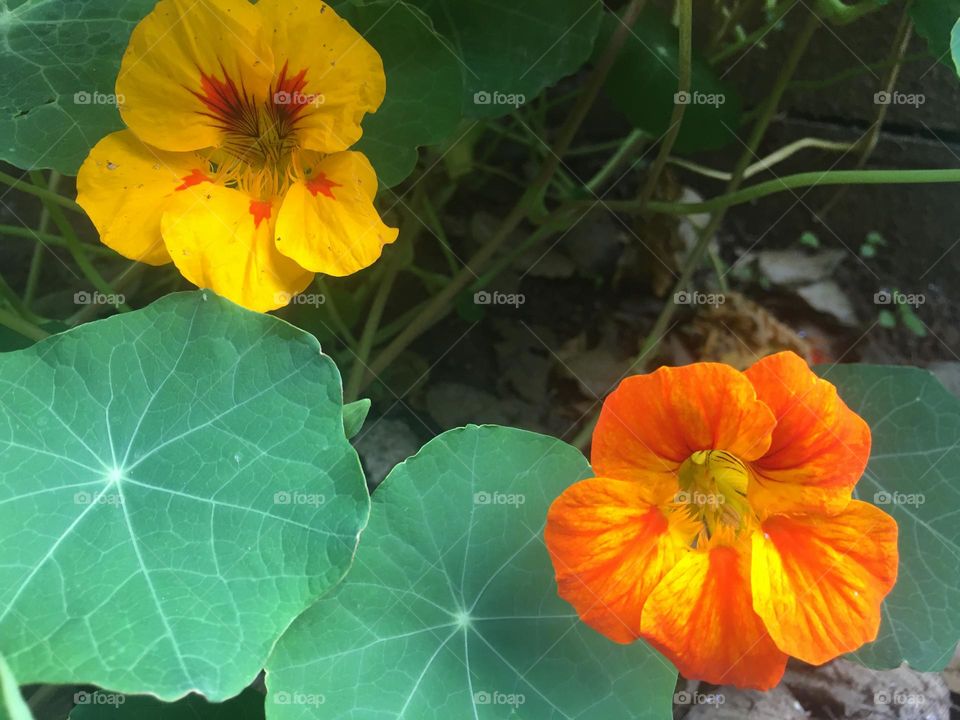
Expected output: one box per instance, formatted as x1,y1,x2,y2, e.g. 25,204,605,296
187,62,326,201
677,450,753,536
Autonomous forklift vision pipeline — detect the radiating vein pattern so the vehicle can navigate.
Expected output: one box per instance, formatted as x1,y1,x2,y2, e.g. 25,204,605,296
819,365,960,672
0,292,369,700
266,425,677,719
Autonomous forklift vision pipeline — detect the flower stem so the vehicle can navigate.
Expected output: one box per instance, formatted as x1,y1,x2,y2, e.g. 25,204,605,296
0,169,83,213
599,168,960,216
0,306,49,343
572,11,821,451
636,0,693,211
28,171,130,312
359,0,650,393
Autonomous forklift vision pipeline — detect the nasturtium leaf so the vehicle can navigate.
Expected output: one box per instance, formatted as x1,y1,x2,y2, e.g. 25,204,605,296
913,0,960,65
266,425,677,720
951,17,960,77
69,687,265,719
820,365,960,671
0,655,32,720
342,399,371,440
601,8,742,153
0,291,369,700
394,0,603,119
0,0,150,173
332,0,463,187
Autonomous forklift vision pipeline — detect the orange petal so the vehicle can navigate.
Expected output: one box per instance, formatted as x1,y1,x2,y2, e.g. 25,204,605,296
640,542,789,690
593,363,777,485
745,352,871,515
545,476,697,643
750,500,898,665
160,185,313,311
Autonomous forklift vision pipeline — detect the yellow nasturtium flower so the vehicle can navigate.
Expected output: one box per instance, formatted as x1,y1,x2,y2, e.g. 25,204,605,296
77,0,398,311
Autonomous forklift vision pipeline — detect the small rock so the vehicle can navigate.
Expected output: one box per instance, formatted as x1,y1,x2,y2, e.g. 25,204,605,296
354,418,421,487
783,659,950,720
679,683,806,719
757,249,846,286
796,280,858,326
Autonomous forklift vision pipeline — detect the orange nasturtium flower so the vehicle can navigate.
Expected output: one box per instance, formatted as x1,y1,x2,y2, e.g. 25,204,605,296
545,351,899,689
77,0,398,311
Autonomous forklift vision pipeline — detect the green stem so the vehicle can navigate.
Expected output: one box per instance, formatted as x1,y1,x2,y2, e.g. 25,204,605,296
24,171,61,307
601,168,960,215
584,129,647,194
0,224,116,256
572,12,821,450
313,277,359,349
815,0,887,24
710,1,792,63
28,172,130,312
344,258,399,402
0,306,49,342
0,169,82,213
359,0,650,393
636,0,693,208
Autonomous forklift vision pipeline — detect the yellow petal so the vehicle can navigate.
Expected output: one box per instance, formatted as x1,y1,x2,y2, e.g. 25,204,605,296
750,501,899,665
275,151,397,275
76,131,209,265
117,0,274,152
257,0,386,152
161,185,312,311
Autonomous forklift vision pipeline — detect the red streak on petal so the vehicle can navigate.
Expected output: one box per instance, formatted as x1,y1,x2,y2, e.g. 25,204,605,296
249,200,272,228
306,173,341,200
273,61,311,122
190,63,258,136
175,168,211,191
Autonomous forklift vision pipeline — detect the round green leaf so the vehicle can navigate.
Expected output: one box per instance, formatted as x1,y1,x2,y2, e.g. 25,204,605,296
399,0,603,118
334,0,464,187
0,0,149,173
266,425,676,719
0,291,370,700
0,655,32,720
600,8,742,153
819,364,960,671
912,0,960,66
951,16,960,77
69,687,264,719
